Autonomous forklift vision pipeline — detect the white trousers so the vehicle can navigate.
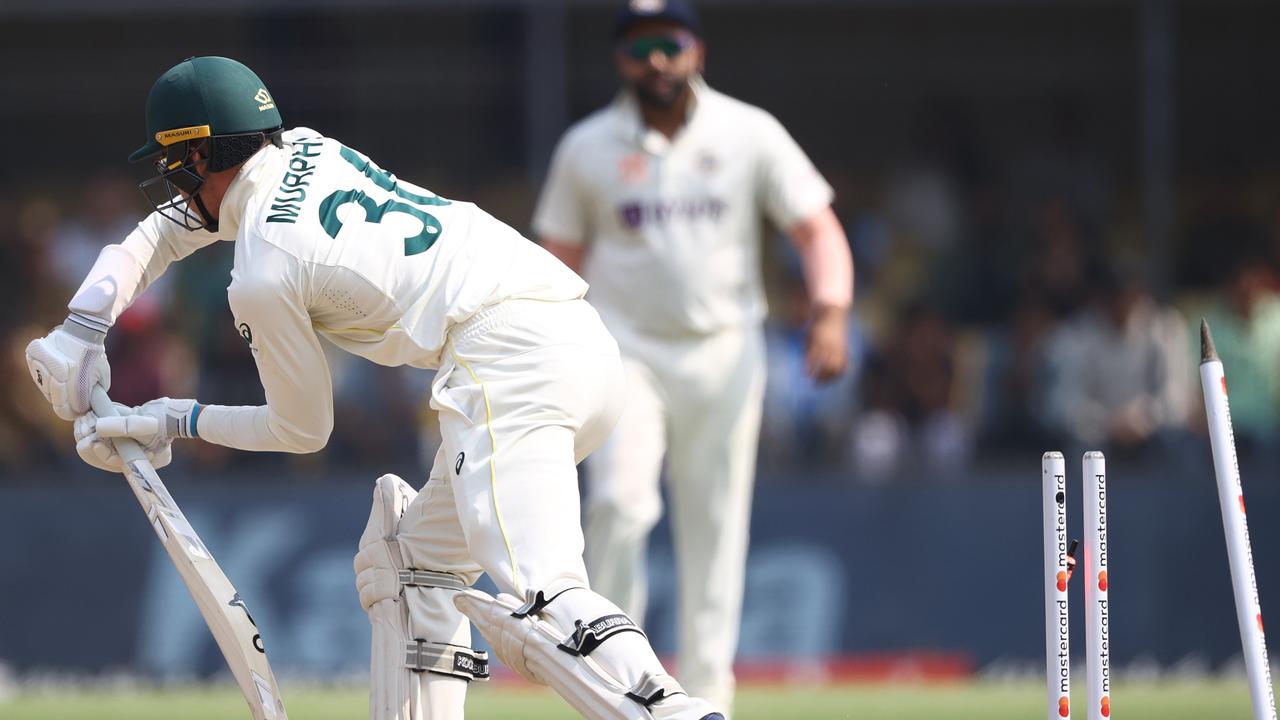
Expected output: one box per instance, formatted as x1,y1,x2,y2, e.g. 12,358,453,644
370,298,726,719
583,318,766,713
398,298,624,596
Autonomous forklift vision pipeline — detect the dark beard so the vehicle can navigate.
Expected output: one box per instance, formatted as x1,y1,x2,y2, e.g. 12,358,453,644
631,76,690,110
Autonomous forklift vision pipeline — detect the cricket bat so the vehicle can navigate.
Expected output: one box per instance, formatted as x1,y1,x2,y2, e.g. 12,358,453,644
91,386,288,720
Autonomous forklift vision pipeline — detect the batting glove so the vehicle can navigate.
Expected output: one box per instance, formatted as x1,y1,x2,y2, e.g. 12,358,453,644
25,314,112,421
94,397,203,448
74,402,174,472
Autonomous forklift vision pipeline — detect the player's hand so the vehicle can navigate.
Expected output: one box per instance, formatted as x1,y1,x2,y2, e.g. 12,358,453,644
1108,400,1155,446
25,316,112,421
94,397,203,448
805,304,849,384
74,403,173,471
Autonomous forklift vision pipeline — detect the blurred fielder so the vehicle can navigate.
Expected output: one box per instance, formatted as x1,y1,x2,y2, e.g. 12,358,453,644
534,1,854,713
24,56,723,720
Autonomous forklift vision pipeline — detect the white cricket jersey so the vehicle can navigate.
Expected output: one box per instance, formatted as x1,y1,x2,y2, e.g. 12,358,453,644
86,127,585,452
533,78,834,336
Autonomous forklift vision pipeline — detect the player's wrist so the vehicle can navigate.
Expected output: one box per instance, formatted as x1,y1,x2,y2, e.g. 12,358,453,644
188,401,203,439
62,313,109,345
810,302,849,324
162,398,202,439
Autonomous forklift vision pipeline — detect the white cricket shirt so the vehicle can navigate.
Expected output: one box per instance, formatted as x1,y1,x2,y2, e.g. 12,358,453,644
533,78,834,336
78,127,585,452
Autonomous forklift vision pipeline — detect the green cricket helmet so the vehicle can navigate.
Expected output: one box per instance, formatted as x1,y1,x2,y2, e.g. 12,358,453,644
132,56,283,232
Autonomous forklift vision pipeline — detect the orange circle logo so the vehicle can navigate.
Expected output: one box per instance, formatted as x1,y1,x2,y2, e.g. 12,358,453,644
1057,571,1069,592
1058,696,1070,717
1098,570,1108,592
1101,695,1110,717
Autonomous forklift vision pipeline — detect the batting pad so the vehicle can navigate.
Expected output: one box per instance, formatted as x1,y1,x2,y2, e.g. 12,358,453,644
454,588,717,720
359,475,484,720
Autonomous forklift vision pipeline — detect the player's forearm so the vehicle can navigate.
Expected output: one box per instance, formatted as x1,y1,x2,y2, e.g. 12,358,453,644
196,403,331,454
787,206,853,311
67,244,149,328
67,212,217,327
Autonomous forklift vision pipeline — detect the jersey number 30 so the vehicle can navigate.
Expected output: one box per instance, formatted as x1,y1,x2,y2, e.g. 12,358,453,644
319,146,451,257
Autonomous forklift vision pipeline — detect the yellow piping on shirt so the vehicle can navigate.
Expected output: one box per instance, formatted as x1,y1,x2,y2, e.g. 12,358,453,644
450,348,523,595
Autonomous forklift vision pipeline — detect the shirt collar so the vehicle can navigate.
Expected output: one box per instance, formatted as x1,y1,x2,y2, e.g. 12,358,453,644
216,140,286,240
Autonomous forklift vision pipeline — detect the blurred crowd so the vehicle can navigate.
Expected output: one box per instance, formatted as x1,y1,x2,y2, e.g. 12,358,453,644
757,108,1280,484
3,132,1280,485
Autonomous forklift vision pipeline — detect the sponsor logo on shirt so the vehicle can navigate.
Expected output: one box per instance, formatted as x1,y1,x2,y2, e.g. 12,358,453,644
237,322,258,355
619,196,726,228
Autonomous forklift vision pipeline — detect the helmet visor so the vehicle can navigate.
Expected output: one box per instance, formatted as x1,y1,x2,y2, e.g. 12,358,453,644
138,139,211,231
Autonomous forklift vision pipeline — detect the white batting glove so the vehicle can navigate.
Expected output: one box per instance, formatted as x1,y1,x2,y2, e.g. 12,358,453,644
95,397,203,448
25,314,112,421
74,403,173,472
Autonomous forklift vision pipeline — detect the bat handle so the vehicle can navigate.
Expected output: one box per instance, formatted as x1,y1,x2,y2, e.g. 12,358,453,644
89,385,117,417
89,386,149,465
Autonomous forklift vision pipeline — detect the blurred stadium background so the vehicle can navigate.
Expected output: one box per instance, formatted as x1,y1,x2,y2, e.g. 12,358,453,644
2,0,1280,717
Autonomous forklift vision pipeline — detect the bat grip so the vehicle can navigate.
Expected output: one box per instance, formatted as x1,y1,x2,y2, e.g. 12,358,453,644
89,385,149,465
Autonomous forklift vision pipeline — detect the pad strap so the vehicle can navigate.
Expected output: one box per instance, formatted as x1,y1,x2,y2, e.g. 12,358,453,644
405,640,490,681
624,671,687,707
395,567,485,681
399,568,466,591
557,614,645,657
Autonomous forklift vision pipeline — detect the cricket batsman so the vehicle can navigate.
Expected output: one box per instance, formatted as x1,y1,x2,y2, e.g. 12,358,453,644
23,55,723,720
534,2,854,713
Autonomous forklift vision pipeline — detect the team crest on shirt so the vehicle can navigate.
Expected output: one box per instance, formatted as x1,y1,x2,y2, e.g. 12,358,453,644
697,151,719,175
619,153,650,185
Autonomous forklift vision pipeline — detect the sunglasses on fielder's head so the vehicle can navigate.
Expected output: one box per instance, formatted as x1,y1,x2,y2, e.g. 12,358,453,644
619,33,697,61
